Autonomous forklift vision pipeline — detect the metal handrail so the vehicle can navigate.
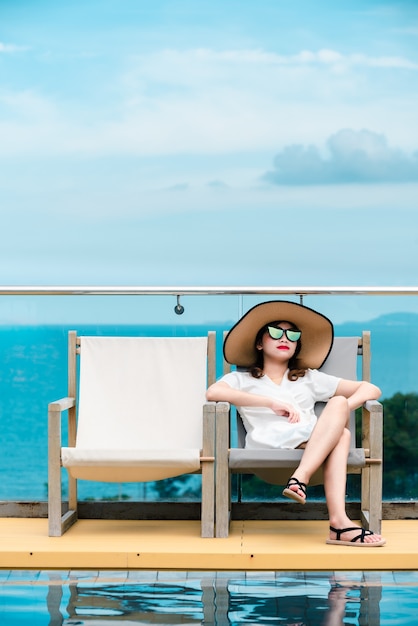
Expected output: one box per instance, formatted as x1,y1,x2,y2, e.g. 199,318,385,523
1,285,418,296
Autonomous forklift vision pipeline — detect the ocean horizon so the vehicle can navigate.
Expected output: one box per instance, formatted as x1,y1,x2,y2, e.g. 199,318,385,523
1,314,417,501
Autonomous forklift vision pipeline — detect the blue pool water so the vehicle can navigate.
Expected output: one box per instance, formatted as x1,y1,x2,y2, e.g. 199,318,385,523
1,570,418,625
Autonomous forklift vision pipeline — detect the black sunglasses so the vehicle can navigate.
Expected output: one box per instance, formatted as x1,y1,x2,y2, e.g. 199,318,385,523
267,326,301,342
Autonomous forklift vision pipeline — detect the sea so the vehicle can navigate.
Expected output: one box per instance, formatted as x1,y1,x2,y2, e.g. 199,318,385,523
0,313,417,502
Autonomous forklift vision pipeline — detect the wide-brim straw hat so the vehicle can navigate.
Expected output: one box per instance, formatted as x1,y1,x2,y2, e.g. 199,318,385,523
223,300,334,369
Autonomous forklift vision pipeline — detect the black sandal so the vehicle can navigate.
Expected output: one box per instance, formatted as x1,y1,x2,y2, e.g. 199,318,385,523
326,525,386,547
282,477,307,504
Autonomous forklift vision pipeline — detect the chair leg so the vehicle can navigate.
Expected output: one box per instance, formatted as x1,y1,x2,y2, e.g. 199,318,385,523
201,403,215,537
215,403,230,538
368,464,382,534
201,462,215,538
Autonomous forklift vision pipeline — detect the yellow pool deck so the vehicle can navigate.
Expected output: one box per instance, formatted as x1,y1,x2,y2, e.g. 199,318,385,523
0,518,417,571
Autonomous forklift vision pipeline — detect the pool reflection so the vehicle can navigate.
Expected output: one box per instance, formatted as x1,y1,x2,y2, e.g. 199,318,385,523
226,577,381,625
53,574,383,626
4,571,415,626
62,581,205,624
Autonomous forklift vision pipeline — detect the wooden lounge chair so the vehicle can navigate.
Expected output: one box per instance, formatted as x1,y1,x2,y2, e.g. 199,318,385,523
215,332,383,537
48,332,216,537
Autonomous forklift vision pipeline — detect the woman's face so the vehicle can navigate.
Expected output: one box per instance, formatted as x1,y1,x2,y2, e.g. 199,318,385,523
257,321,299,363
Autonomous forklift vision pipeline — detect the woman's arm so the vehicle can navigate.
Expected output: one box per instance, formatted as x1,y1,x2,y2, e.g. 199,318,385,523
206,381,300,422
334,379,381,412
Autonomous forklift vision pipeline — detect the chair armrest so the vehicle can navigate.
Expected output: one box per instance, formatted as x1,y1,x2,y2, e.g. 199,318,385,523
48,397,75,412
361,399,383,460
48,397,76,451
215,401,231,410
215,401,231,448
215,401,231,424
364,399,383,414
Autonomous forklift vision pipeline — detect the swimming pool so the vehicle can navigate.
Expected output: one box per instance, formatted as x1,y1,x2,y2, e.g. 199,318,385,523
1,570,418,625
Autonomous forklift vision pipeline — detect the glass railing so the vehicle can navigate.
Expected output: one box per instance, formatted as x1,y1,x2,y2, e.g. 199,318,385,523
1,286,417,504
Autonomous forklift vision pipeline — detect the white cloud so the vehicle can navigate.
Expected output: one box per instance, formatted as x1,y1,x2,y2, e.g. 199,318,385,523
206,180,229,189
305,49,418,70
263,129,418,185
394,26,418,36
164,183,189,191
0,42,28,53
1,46,418,158
161,47,418,71
0,88,58,119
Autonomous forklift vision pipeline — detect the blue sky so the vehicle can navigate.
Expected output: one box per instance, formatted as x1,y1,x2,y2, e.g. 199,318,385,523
1,0,418,323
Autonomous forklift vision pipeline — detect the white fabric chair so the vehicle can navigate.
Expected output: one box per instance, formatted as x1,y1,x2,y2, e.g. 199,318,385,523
215,332,383,537
48,332,216,537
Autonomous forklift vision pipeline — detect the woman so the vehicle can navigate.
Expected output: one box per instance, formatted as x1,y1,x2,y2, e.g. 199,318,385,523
206,300,385,547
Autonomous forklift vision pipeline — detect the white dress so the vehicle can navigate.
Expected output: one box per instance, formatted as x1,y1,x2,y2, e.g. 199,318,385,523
220,369,341,449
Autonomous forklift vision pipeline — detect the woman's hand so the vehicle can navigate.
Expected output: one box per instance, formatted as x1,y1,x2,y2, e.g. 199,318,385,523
270,400,300,423
206,381,300,422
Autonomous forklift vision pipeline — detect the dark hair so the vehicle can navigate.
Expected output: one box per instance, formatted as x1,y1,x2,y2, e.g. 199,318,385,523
249,320,306,381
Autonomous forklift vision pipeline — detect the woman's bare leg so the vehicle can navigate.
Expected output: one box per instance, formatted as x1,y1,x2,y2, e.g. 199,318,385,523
285,396,385,544
287,396,350,490
323,429,384,543
323,586,349,626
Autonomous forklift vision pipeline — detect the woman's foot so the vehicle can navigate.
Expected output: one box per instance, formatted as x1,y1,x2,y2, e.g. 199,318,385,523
282,476,307,504
326,524,386,547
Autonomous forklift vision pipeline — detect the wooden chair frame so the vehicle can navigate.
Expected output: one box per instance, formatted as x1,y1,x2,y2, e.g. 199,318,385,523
48,331,216,538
